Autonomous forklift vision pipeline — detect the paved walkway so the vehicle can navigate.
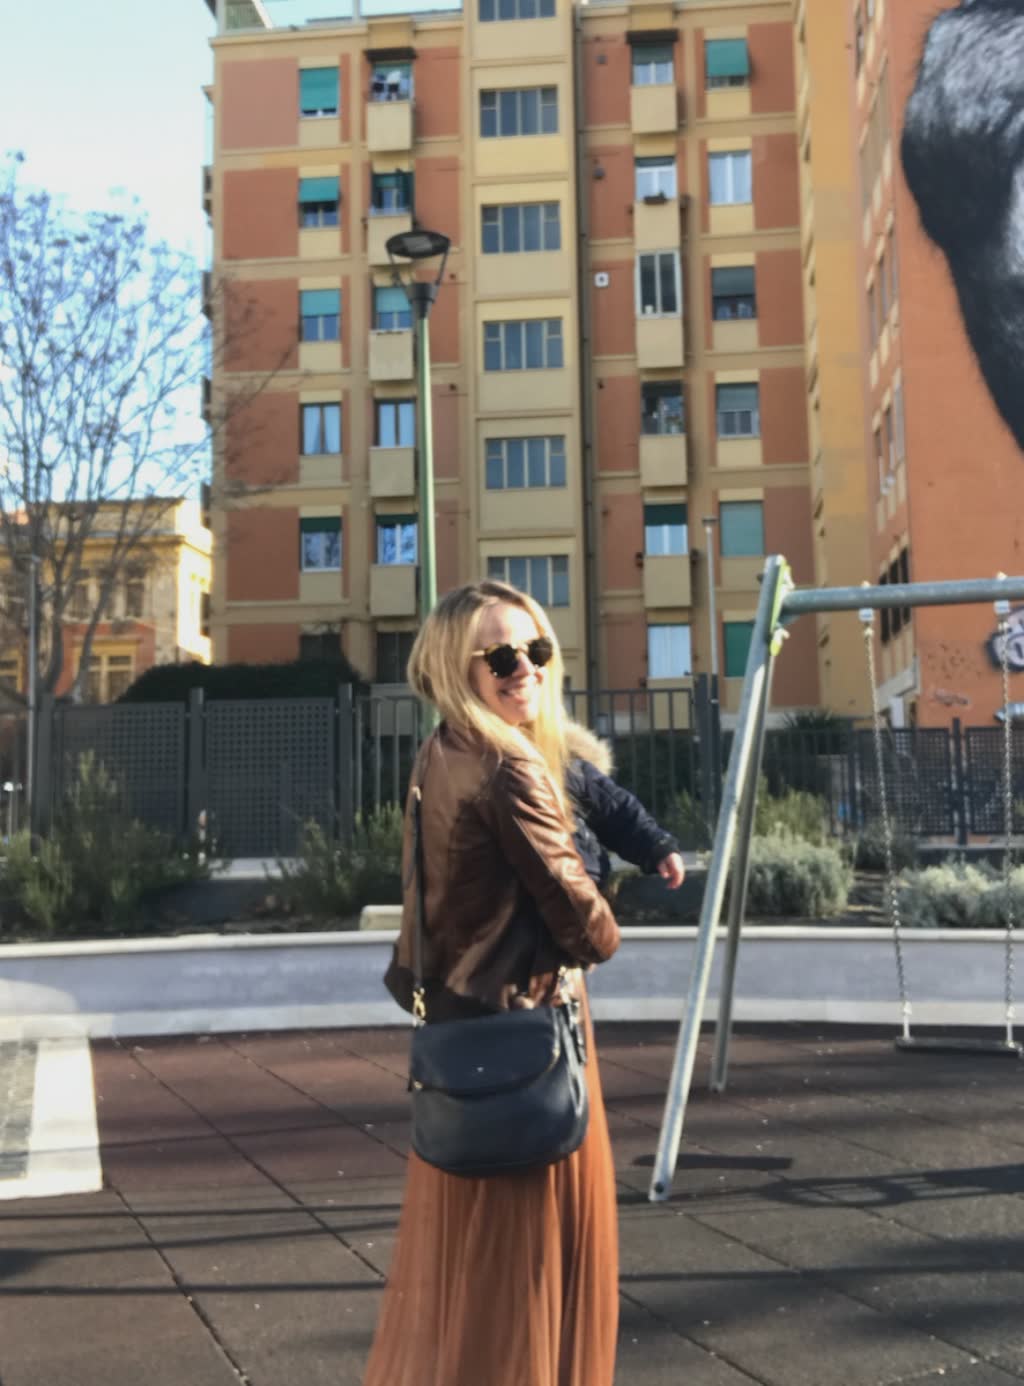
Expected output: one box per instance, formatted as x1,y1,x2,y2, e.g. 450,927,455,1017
1,1022,1023,1384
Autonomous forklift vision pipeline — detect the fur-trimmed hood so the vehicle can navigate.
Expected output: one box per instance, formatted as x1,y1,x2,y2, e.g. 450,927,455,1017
564,720,613,776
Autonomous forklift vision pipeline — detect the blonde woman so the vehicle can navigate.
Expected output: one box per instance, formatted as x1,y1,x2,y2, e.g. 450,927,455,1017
363,579,621,1386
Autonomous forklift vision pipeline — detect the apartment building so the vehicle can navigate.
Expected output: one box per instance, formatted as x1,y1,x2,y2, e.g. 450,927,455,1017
204,0,819,718
846,0,1024,729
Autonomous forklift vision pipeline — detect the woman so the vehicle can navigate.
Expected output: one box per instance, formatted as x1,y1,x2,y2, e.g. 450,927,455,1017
364,579,621,1386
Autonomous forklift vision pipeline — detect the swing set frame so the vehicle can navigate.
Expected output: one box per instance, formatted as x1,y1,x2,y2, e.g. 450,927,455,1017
648,557,1024,1203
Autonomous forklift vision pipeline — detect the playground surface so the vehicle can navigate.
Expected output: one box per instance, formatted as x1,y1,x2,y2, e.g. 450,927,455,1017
1,1019,1023,1385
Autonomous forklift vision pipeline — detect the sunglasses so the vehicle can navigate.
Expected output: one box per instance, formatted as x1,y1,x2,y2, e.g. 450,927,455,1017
472,637,554,679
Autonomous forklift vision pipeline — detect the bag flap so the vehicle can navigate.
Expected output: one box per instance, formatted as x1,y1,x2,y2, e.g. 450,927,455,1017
410,1008,561,1097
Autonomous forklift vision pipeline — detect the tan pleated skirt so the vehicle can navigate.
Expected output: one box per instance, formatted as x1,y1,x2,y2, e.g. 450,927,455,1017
363,997,618,1386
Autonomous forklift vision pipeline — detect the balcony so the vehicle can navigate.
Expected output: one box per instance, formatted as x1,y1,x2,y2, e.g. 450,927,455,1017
643,554,691,610
368,211,413,266
201,269,213,319
370,563,417,617
369,329,414,382
636,315,684,370
370,446,416,499
202,164,213,219
630,84,678,136
640,432,687,488
367,100,413,153
633,198,680,252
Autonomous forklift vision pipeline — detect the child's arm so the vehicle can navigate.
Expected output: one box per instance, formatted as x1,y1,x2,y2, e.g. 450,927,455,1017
577,759,681,876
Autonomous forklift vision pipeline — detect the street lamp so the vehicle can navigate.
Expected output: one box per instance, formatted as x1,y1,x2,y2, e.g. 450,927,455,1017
386,228,451,627
702,516,719,683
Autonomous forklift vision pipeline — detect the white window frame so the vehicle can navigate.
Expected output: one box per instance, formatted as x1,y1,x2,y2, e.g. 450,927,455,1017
716,383,760,438
481,202,561,254
635,157,677,202
376,517,419,566
370,63,413,103
376,399,416,449
483,318,564,372
643,506,689,557
479,0,555,21
631,44,674,87
486,554,570,607
708,150,753,206
301,520,342,573
485,436,567,490
647,624,692,680
480,86,558,138
635,251,681,318
301,402,342,456
641,382,685,436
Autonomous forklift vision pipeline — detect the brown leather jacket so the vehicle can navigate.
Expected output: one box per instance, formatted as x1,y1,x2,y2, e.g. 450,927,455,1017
384,724,621,1021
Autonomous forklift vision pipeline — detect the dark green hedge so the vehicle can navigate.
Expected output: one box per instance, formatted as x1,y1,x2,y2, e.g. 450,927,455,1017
119,658,366,703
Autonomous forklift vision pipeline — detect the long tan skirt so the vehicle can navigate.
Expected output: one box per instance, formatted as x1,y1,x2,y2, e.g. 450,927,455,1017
363,1000,618,1386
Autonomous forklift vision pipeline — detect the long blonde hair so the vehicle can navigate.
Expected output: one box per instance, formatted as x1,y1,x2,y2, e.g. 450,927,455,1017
406,580,571,801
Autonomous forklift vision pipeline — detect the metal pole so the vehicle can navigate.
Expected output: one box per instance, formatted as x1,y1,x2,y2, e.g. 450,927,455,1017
782,575,1024,617
410,284,437,624
25,554,39,828
649,555,790,1202
703,517,719,680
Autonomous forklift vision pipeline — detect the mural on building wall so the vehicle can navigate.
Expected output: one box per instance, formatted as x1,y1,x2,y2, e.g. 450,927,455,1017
902,0,1024,456
987,607,1024,674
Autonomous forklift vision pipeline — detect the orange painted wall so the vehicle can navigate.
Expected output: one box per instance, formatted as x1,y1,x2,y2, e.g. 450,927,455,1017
603,612,646,690
225,508,299,602
771,610,819,707
589,145,633,241
226,391,299,487
414,157,460,247
224,279,299,373
765,487,814,584
600,493,642,592
761,366,809,465
338,53,352,144
749,22,795,115
415,47,461,138
223,169,298,260
753,133,800,230
591,263,635,358
756,248,804,347
227,624,299,663
432,384,461,480
693,32,707,120
436,498,460,595
595,376,639,473
428,277,460,365
221,59,297,150
583,33,631,127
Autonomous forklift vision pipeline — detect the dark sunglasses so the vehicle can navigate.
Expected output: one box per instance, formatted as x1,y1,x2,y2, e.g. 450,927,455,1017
472,636,554,679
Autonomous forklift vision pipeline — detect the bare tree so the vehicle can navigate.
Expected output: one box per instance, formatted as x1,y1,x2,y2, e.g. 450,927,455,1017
0,153,287,702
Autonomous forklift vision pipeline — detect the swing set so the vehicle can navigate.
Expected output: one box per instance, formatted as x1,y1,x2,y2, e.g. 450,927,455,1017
649,558,1024,1203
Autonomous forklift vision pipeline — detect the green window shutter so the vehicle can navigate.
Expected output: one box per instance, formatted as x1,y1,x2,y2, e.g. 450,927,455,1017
374,286,408,315
706,39,750,79
377,513,418,528
712,265,755,296
720,501,764,557
299,177,339,204
300,516,341,535
300,68,339,110
718,382,759,411
300,289,340,316
404,171,415,211
644,503,687,527
724,621,755,678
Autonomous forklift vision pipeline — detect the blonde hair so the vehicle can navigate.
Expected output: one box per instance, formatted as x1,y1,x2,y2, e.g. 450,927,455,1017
407,580,571,801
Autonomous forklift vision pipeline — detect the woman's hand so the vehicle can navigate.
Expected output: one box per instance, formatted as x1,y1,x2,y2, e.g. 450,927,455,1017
657,852,686,890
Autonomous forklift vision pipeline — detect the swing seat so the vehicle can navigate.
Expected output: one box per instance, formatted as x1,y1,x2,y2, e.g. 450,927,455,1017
894,1035,1023,1058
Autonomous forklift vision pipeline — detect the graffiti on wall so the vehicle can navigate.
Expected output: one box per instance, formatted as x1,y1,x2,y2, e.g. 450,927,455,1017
987,607,1024,674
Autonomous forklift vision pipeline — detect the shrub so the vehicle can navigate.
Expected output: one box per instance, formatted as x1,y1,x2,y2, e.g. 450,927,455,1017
754,782,829,845
663,789,712,851
120,655,366,703
854,818,918,872
276,804,404,922
897,861,1024,930
0,752,207,935
743,830,853,919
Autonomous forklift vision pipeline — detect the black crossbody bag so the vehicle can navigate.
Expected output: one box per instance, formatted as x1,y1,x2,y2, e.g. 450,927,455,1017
406,782,590,1178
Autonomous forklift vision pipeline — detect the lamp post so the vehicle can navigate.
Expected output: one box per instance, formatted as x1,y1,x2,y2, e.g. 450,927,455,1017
702,516,719,682
385,229,451,627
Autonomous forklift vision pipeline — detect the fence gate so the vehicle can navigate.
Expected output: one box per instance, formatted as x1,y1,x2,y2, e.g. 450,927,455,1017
965,727,1024,835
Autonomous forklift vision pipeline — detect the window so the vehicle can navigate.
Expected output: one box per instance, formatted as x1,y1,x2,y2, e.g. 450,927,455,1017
724,621,754,678
300,67,339,118
711,265,756,320
486,555,569,607
370,62,412,102
298,177,340,228
641,381,685,435
635,157,677,202
877,249,888,324
888,227,899,305
299,631,342,660
86,653,134,704
647,623,691,679
201,591,211,640
705,38,750,89
881,548,911,642
884,404,895,471
486,436,566,489
644,503,688,557
374,286,412,331
377,515,418,565
484,318,563,371
632,43,673,86
376,399,415,448
300,289,340,343
480,0,555,20
376,630,417,683
481,202,560,254
302,403,341,455
480,87,558,138
370,171,414,215
709,151,752,206
867,282,877,345
300,516,342,572
636,251,680,316
0,659,18,692
893,380,906,462
123,574,146,619
71,577,91,620
874,426,885,488
720,500,764,557
716,383,760,438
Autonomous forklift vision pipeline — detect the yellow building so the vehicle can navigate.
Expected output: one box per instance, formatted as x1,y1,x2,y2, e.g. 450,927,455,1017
204,0,821,720
0,498,212,703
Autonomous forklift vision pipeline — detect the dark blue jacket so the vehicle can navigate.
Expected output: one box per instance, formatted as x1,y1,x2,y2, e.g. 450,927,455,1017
567,756,680,891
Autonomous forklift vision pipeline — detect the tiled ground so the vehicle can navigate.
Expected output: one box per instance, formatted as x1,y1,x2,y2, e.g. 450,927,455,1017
0,1022,1022,1385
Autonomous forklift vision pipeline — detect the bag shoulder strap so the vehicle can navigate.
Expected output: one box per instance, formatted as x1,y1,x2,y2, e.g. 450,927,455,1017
409,735,434,1023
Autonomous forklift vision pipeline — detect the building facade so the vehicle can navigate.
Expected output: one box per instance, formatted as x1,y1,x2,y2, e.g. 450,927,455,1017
204,0,820,719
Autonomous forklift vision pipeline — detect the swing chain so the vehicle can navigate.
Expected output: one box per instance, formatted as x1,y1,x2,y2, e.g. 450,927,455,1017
860,607,911,1039
997,602,1017,1045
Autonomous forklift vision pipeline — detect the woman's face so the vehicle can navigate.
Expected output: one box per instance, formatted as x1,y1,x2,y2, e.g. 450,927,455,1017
470,601,547,727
